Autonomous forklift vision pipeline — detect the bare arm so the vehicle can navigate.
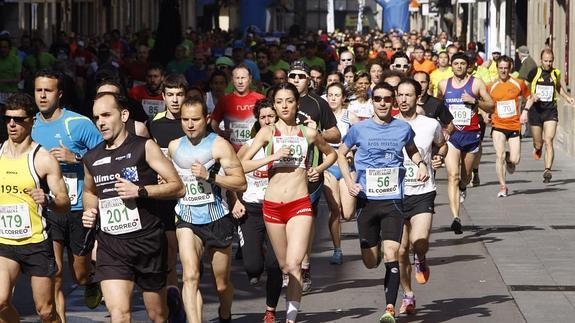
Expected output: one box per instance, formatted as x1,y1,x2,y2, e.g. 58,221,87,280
321,126,341,144
34,149,70,214
135,121,150,138
240,126,273,162
475,79,495,113
559,84,575,105
237,141,288,173
210,137,247,192
405,141,429,182
82,164,99,211
437,80,447,99
307,127,337,173
145,139,185,199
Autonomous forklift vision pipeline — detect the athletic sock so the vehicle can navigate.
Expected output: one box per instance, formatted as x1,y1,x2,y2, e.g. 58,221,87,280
301,262,310,270
286,301,300,321
384,261,400,306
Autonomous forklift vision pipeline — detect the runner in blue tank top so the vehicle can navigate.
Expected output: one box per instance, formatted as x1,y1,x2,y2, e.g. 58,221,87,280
438,53,493,235
168,97,246,323
337,82,429,323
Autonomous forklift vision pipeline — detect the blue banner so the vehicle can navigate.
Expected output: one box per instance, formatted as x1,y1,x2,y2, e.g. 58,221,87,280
375,0,410,33
240,0,273,33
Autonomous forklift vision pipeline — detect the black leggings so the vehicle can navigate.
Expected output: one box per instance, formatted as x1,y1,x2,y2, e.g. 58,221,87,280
239,201,283,308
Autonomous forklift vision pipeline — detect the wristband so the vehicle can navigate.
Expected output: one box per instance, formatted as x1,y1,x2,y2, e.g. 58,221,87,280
44,193,54,206
207,169,217,183
417,160,427,168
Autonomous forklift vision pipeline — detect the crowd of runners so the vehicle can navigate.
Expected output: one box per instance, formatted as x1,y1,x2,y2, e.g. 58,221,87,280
0,26,572,323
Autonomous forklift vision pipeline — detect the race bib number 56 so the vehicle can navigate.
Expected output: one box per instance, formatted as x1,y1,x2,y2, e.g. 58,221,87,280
365,167,400,197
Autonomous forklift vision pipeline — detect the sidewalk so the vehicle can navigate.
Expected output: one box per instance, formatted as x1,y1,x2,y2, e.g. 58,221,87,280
15,136,574,322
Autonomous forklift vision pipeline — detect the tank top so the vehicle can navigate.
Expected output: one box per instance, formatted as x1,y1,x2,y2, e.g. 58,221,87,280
265,125,309,170
242,138,268,204
83,133,161,238
173,133,229,225
443,76,480,132
0,143,48,245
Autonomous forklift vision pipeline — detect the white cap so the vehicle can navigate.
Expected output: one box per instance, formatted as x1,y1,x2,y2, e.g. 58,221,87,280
286,45,296,53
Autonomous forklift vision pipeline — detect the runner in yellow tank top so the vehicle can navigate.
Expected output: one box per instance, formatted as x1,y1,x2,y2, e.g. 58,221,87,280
0,93,69,323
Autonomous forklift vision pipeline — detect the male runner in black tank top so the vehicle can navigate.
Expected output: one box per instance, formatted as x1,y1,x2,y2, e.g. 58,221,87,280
82,92,184,322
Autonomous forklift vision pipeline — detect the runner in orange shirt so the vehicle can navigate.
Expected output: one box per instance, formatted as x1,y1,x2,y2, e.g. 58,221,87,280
488,56,532,197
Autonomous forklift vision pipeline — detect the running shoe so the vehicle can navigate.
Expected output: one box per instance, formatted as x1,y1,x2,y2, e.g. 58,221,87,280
471,170,480,186
543,169,552,183
84,282,102,309
459,188,467,203
329,248,343,265
399,294,416,314
250,275,261,286
282,274,289,288
263,310,276,323
167,286,186,323
302,268,312,293
379,304,396,323
505,152,516,174
497,185,508,198
451,217,463,235
414,255,430,284
533,148,542,160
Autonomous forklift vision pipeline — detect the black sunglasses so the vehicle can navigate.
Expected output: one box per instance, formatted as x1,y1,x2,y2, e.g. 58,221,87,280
3,115,31,124
394,64,410,69
372,95,393,103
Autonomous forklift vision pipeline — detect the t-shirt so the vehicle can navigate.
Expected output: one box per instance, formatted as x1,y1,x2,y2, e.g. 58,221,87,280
343,118,415,200
347,99,373,120
23,52,56,74
0,53,21,94
303,56,326,72
401,115,443,196
166,59,193,75
128,85,165,118
488,76,530,131
420,95,454,127
32,109,103,211
430,67,453,96
268,59,290,73
211,91,265,151
413,59,436,75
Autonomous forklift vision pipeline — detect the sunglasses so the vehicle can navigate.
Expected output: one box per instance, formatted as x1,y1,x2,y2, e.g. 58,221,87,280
393,47,402,51
341,58,353,62
3,115,31,124
288,73,307,80
372,95,394,103
394,64,410,69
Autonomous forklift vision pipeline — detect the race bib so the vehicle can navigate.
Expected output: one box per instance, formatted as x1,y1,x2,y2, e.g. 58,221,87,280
496,100,517,118
99,198,141,235
141,99,165,117
0,204,32,240
403,160,423,186
229,120,253,146
272,136,306,168
252,177,268,193
365,167,400,197
536,85,554,102
0,92,12,105
180,174,215,205
449,104,471,126
63,172,78,205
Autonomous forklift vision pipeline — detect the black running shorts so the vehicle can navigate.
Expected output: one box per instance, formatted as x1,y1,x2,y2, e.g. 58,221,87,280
0,240,57,277
356,199,404,248
176,214,235,250
403,191,436,220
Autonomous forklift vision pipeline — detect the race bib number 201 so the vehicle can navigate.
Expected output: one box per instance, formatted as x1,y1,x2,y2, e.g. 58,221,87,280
99,198,141,235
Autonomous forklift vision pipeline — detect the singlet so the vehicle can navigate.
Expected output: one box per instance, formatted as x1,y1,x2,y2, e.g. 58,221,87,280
32,108,103,211
443,76,480,132
332,109,351,149
241,138,269,204
488,77,531,131
265,125,309,170
528,67,561,109
83,133,161,238
343,118,415,201
401,115,444,196
172,133,229,225
0,143,48,245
